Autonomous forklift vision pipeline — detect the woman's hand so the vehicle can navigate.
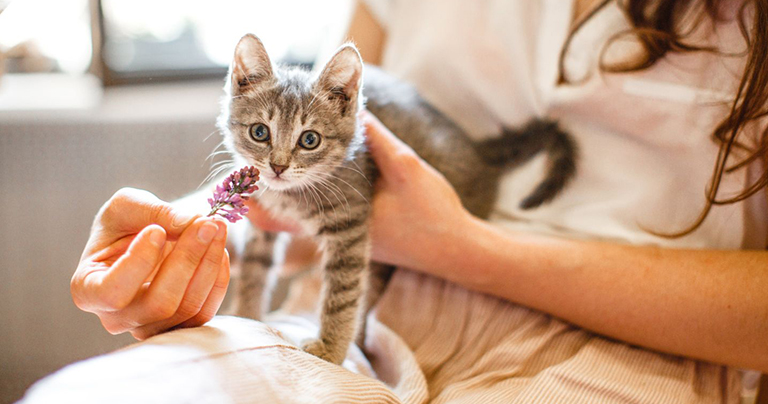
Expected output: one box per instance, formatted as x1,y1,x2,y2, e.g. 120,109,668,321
71,188,230,340
362,111,472,273
243,198,302,234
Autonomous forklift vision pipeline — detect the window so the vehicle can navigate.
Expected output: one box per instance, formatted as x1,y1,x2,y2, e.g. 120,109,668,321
0,0,92,74
97,0,353,84
0,0,352,83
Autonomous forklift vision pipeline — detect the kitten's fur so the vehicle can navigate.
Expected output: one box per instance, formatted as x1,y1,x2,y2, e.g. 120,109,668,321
220,34,576,364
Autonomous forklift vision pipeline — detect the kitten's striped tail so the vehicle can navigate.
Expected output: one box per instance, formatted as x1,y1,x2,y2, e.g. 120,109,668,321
475,119,577,209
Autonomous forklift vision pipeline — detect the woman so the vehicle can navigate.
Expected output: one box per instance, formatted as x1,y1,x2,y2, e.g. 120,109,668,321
66,0,767,402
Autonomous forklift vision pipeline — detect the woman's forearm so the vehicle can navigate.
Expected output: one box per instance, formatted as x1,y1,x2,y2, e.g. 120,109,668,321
434,214,768,372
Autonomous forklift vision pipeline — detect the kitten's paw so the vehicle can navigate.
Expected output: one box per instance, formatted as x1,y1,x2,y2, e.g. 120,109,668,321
301,338,344,365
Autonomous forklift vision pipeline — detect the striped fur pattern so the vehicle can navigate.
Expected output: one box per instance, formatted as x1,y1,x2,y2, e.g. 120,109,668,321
219,34,577,365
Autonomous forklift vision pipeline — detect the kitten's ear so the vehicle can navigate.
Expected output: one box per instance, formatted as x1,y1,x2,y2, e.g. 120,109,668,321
315,44,363,115
230,34,274,94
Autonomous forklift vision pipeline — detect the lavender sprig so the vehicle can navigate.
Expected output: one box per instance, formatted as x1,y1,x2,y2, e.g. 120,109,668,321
207,166,260,223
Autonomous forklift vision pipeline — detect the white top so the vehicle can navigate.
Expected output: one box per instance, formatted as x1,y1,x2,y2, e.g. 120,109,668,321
363,0,767,249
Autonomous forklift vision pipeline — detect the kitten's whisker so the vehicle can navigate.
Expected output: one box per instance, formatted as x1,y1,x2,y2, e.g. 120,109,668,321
205,150,233,163
205,157,232,172
205,158,235,176
307,180,337,222
298,181,309,210
351,160,371,185
313,163,372,186
305,172,352,220
304,168,355,209
315,179,351,224
204,129,224,142
317,184,341,224
199,167,232,189
256,183,271,200
202,141,229,167
312,175,347,205
306,183,325,218
319,172,369,205
305,173,349,216
199,161,236,189
210,158,234,168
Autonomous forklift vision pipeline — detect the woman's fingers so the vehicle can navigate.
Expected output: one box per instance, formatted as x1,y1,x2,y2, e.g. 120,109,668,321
173,224,227,321
73,189,233,338
123,218,221,325
362,110,415,159
362,110,427,184
177,251,231,329
244,199,302,233
98,187,199,241
130,223,227,339
73,225,166,313
97,225,167,311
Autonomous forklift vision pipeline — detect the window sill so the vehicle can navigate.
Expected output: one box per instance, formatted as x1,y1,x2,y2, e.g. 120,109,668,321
0,73,224,124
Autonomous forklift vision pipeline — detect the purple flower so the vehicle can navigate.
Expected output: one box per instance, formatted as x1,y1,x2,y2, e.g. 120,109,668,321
207,166,260,223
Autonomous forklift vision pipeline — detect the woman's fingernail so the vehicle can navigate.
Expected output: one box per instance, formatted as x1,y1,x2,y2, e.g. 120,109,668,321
197,221,218,243
149,228,165,247
214,221,227,241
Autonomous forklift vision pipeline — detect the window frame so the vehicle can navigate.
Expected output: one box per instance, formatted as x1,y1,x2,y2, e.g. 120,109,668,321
89,0,227,86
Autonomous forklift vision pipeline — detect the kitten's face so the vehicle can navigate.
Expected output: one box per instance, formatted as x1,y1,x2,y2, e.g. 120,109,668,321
220,34,364,192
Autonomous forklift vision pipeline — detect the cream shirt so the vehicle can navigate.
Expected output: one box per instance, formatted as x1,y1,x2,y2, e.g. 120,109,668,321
364,0,767,250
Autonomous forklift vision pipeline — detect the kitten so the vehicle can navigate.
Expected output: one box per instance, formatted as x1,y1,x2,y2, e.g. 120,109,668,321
219,34,576,364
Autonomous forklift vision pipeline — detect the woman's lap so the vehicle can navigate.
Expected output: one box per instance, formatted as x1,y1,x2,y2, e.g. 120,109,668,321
375,270,741,404
22,270,740,403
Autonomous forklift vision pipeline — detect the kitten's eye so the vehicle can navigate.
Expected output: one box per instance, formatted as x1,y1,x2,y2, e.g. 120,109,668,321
298,131,321,150
249,123,270,142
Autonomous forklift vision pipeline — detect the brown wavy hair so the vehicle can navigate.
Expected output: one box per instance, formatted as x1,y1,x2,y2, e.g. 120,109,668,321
558,0,768,237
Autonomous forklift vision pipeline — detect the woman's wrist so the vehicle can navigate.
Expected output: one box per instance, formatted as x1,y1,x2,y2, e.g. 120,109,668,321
429,212,523,291
432,213,579,304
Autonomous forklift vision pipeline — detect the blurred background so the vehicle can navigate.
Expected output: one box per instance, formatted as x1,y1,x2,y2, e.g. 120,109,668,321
0,0,352,402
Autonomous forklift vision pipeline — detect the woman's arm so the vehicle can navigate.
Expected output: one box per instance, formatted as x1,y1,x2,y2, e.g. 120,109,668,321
456,219,768,373
364,113,768,373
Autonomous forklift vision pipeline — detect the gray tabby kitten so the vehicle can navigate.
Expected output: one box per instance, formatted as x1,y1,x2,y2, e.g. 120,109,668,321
220,34,576,365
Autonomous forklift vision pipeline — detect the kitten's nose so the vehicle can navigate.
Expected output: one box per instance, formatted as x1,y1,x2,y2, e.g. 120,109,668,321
270,163,288,176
